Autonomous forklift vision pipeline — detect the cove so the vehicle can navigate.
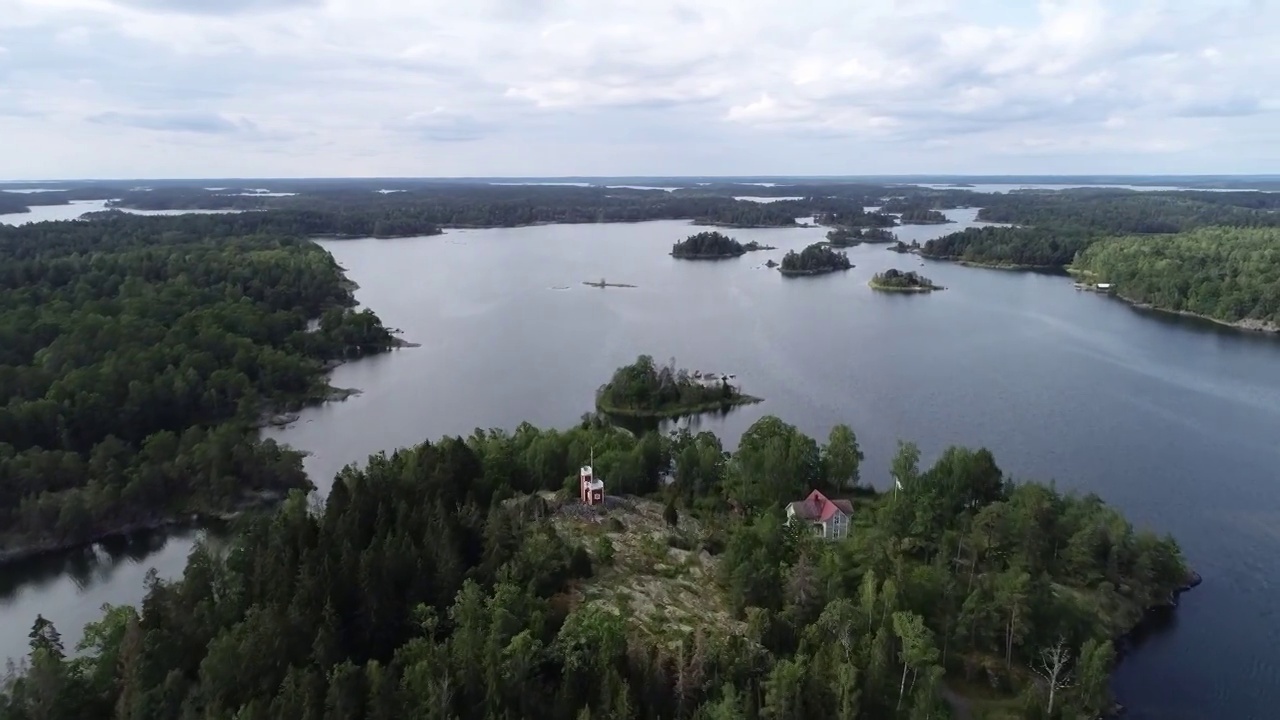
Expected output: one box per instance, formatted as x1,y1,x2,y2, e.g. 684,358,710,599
1,210,1277,718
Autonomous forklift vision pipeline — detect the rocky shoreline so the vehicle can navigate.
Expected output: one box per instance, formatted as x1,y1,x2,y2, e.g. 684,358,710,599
1106,570,1204,717
1110,293,1280,333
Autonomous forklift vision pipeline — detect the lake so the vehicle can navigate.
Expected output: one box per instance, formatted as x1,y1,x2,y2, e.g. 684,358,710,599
1,209,1277,718
0,200,240,225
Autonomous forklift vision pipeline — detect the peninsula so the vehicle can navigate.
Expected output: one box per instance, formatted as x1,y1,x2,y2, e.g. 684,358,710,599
595,354,762,418
7,409,1194,720
670,231,775,259
869,268,944,292
778,243,853,277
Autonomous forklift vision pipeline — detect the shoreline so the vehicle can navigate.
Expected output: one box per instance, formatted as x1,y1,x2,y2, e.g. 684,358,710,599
0,491,291,567
778,266,852,277
0,260,411,569
1107,292,1280,334
596,394,764,419
920,254,1065,272
868,280,943,292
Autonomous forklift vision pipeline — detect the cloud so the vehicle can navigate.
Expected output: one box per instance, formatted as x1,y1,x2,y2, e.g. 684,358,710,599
1,0,1278,177
395,109,496,142
88,110,255,134
104,0,322,14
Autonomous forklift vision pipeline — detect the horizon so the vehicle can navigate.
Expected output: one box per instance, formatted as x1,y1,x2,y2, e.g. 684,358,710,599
2,0,1277,178
4,173,1280,184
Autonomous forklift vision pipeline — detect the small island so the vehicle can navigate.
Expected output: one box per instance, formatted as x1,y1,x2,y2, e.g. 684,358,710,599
825,227,898,247
869,268,943,292
888,239,922,254
583,278,637,289
596,355,762,418
778,243,853,277
670,231,774,259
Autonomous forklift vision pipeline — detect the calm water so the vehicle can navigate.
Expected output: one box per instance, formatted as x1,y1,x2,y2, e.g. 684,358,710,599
1,209,1277,718
0,200,240,225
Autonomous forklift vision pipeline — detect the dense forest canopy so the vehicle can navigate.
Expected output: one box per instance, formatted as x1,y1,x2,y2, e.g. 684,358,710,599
897,208,952,225
670,232,758,259
870,269,939,291
922,227,1091,268
1072,227,1280,328
595,355,756,417
0,413,1188,720
825,227,898,247
779,244,853,276
0,212,398,558
919,189,1280,269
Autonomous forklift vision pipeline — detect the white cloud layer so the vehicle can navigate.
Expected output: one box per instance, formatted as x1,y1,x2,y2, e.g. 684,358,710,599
1,0,1276,178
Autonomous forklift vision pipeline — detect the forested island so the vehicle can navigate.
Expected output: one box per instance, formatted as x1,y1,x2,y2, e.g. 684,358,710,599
897,208,952,225
870,269,943,292
0,411,1192,720
595,355,761,418
779,243,853,277
1071,227,1280,331
669,231,774,259
0,211,404,562
814,209,898,229
825,227,898,247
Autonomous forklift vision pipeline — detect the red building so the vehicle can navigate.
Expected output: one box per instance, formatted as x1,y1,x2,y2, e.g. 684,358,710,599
580,465,604,506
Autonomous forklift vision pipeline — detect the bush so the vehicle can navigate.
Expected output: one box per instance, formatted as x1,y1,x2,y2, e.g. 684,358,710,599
594,536,615,566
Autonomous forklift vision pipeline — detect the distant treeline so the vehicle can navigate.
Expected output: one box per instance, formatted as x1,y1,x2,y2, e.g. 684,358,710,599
922,190,1280,268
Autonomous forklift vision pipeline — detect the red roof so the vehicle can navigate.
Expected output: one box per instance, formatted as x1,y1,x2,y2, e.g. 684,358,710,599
790,489,853,522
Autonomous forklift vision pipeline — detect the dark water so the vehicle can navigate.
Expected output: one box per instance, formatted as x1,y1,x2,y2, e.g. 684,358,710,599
2,209,1278,718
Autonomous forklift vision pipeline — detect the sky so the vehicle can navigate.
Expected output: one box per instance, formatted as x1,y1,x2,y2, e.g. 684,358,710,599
0,0,1277,179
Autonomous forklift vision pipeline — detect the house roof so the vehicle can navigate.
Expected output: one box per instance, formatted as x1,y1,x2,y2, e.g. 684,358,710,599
788,489,853,522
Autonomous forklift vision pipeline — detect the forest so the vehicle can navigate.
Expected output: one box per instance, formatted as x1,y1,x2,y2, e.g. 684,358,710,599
779,244,853,276
921,227,1091,268
813,209,898,229
595,356,759,418
825,228,898,248
1071,227,1280,329
922,190,1280,269
0,212,399,558
897,209,951,225
91,186,807,229
0,413,1189,720
670,232,771,259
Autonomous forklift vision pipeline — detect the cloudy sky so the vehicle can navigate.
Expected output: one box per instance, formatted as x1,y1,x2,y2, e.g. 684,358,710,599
1,0,1276,179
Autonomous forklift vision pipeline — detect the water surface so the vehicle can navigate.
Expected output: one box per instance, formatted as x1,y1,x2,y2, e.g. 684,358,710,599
0,210,1276,718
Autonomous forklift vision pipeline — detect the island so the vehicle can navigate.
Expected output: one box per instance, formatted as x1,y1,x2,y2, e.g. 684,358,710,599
889,239,922,254
778,243,853,277
595,354,762,418
670,231,775,259
825,227,898,247
870,268,943,292
897,207,953,224
583,278,637,289
6,409,1194,720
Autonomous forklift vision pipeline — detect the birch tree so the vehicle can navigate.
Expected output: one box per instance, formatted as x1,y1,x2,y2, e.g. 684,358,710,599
1031,636,1074,718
